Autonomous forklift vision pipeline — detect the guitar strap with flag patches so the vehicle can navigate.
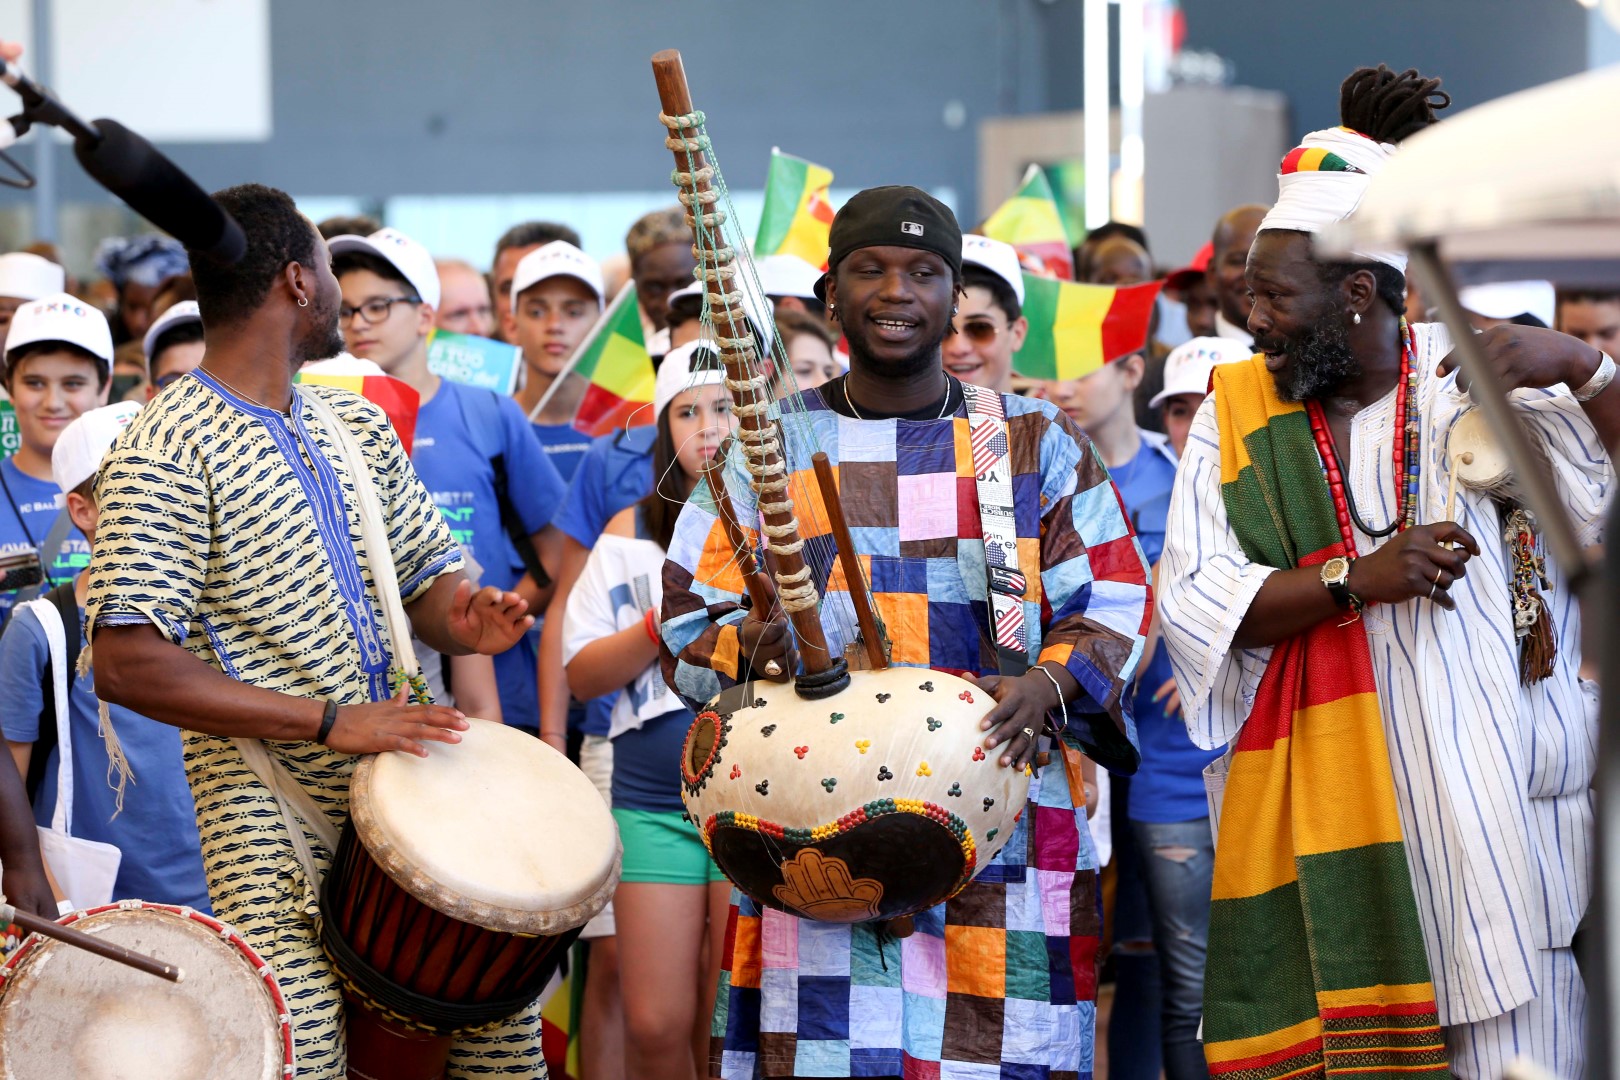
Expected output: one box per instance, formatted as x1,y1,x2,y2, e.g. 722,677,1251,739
961,382,1028,677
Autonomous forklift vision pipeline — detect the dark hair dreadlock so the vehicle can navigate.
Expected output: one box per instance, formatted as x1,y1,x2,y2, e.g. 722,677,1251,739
1308,65,1451,314
1339,65,1451,145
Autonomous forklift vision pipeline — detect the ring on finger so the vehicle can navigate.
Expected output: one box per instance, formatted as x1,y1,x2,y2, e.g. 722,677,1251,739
1433,567,1445,586
1020,726,1034,740
1429,581,1440,600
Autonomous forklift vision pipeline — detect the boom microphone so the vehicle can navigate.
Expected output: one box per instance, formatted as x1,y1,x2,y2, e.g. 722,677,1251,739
73,119,245,264
0,57,245,263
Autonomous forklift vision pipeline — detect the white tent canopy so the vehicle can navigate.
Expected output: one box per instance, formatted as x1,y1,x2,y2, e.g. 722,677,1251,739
1320,64,1620,287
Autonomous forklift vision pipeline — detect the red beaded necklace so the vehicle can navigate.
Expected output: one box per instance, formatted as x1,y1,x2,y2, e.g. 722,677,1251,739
1305,319,1420,556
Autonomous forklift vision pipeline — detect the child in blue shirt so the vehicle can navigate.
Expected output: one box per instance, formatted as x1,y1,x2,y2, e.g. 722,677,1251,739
1,401,209,911
0,293,114,629
505,241,607,483
330,226,567,733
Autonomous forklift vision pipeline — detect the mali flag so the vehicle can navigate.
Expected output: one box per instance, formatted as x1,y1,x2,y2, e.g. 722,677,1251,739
1013,276,1163,382
755,148,836,270
982,164,1074,280
571,282,656,437
295,364,421,453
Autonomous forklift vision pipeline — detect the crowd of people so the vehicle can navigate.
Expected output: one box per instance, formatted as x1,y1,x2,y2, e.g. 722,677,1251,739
0,58,1613,1080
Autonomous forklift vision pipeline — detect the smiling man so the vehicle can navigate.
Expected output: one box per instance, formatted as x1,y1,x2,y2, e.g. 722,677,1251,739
660,185,1150,1080
1161,67,1616,1079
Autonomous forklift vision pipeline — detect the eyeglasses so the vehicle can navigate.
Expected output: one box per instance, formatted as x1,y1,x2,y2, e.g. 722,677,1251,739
957,319,1004,345
340,296,421,325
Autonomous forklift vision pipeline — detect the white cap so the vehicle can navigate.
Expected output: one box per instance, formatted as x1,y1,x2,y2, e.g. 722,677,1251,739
141,300,202,366
328,227,441,310
301,353,386,377
961,234,1025,307
509,241,604,313
754,254,822,301
4,292,114,368
1458,280,1557,327
1149,336,1253,410
0,253,66,302
654,338,728,420
52,400,141,494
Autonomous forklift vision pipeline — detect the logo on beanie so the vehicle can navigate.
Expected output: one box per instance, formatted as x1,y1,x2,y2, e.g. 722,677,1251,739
901,222,924,236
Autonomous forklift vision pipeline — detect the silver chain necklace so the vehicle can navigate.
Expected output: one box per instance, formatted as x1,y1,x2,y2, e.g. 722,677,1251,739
208,369,288,414
846,375,957,421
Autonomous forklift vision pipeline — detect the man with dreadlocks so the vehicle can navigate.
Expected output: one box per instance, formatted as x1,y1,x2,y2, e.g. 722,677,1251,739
1161,66,1615,1078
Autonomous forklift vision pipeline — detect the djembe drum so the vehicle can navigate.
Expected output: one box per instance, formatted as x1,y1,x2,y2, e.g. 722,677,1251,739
0,902,294,1079
321,717,620,1080
682,666,1031,922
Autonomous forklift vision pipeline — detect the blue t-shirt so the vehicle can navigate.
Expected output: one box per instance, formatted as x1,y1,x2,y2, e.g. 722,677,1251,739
1112,433,1226,823
556,426,656,549
556,426,657,737
412,380,568,730
530,421,593,484
610,707,696,812
0,600,210,909
0,458,89,630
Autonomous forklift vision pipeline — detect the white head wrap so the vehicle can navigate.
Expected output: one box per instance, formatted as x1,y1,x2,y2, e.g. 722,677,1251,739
1258,126,1406,274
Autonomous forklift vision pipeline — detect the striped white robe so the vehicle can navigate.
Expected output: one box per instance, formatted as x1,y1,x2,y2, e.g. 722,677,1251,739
1160,323,1610,1026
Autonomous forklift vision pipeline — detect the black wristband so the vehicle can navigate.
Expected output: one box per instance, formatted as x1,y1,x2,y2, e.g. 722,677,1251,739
316,700,338,745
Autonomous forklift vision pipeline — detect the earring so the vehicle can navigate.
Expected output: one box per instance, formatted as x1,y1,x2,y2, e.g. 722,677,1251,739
951,306,959,315
298,297,309,308
828,303,837,316
1352,311,1361,325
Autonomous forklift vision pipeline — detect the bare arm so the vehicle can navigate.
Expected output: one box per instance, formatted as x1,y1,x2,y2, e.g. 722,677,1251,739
1232,521,1481,649
566,624,660,702
511,525,566,613
1439,325,1620,455
0,734,59,918
538,537,592,751
406,572,533,658
93,623,469,757
447,653,503,723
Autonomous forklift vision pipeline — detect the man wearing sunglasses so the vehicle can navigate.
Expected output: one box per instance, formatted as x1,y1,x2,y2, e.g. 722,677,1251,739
142,300,205,398
943,234,1027,394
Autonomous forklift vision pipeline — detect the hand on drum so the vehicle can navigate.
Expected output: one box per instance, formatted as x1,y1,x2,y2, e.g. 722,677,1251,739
967,670,1061,770
326,687,470,758
1347,521,1480,611
446,579,533,655
738,609,792,681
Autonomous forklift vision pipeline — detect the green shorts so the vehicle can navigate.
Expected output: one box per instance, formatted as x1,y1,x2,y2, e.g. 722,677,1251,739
612,807,728,885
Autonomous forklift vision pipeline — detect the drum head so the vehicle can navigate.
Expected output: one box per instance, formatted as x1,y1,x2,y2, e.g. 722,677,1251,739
352,717,620,935
1450,408,1513,489
0,905,290,1080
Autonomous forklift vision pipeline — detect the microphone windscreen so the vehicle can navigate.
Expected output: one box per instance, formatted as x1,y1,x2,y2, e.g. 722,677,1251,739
73,119,245,264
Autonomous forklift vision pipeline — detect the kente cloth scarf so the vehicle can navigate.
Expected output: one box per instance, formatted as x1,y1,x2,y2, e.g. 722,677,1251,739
1203,355,1449,1080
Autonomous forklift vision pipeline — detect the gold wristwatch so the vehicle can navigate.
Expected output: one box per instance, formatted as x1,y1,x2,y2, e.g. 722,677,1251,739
1320,556,1359,611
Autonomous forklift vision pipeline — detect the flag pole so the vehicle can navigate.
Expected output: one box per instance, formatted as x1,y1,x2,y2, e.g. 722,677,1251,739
526,281,639,423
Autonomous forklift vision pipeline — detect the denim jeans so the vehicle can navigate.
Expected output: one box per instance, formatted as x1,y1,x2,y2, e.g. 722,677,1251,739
1108,776,1162,1080
1130,817,1216,1080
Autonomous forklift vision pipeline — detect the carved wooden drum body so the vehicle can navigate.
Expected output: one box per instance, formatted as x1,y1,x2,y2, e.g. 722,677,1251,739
0,902,294,1080
323,717,620,1038
681,666,1031,922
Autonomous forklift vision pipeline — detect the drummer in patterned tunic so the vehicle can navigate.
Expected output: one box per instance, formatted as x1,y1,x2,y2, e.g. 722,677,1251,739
660,186,1150,1080
83,185,544,1079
